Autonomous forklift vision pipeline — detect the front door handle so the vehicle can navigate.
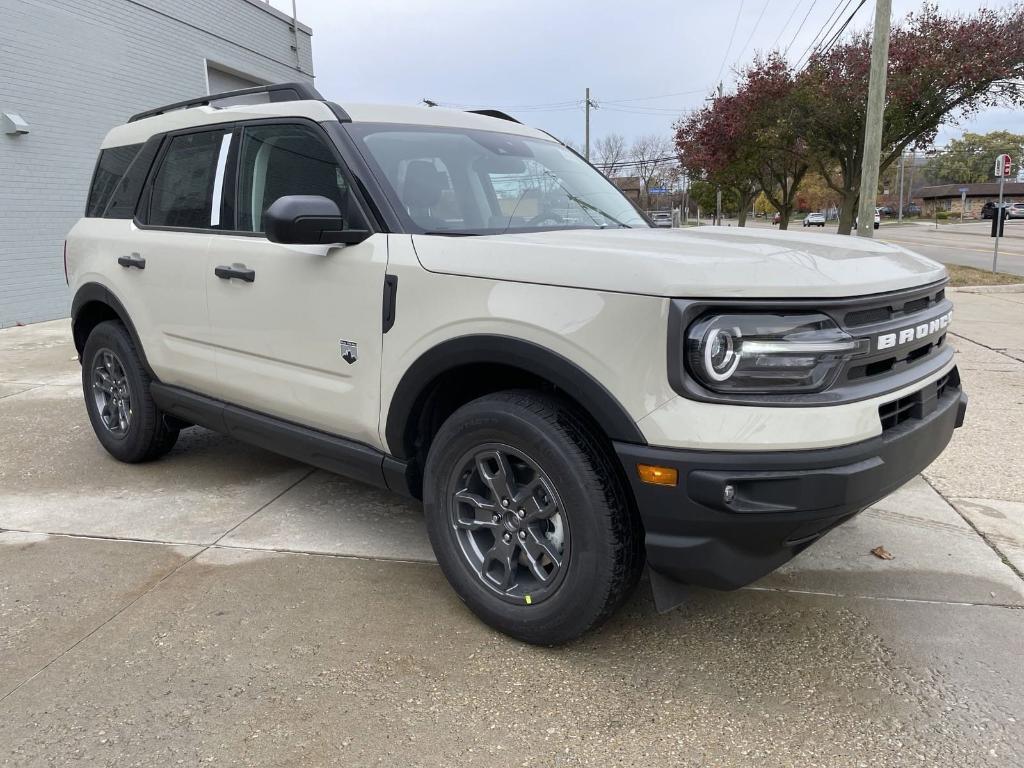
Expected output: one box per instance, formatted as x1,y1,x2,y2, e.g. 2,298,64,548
117,253,146,269
214,264,256,283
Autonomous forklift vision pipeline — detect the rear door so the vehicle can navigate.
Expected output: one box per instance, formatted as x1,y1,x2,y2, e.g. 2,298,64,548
205,120,388,448
127,127,234,393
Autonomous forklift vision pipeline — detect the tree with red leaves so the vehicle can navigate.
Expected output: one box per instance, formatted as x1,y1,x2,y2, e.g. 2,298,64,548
797,4,1024,234
677,55,808,229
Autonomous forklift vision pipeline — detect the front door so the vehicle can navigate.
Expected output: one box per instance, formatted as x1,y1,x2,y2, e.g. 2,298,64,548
205,121,387,448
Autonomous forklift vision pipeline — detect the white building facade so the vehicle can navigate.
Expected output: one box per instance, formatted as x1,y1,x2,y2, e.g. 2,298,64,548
0,0,314,326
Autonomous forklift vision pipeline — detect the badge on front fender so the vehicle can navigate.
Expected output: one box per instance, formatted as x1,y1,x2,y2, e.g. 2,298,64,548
339,339,358,364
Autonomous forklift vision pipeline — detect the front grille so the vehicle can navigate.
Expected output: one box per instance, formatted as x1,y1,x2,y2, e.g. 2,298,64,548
837,283,952,389
843,286,946,329
878,368,960,433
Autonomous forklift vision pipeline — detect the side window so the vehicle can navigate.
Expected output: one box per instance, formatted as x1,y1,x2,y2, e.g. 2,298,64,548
105,138,162,220
86,144,142,217
237,123,349,233
147,130,229,229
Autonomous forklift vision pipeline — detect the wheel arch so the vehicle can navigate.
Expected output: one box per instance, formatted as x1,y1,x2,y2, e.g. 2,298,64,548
71,283,154,377
384,335,646,467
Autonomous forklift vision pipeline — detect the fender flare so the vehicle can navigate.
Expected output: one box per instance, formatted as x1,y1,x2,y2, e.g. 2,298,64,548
71,282,155,377
384,334,646,459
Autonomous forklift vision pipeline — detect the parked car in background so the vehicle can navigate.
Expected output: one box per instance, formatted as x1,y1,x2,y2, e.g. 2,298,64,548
651,211,672,228
1006,202,1024,220
803,212,826,227
855,208,882,230
905,203,922,216
981,201,1013,219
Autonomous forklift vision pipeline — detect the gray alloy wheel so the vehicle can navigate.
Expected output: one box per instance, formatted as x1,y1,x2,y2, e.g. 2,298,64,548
91,348,133,438
446,442,569,605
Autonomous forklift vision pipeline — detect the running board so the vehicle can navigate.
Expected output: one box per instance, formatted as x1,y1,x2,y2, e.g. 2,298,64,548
150,383,415,496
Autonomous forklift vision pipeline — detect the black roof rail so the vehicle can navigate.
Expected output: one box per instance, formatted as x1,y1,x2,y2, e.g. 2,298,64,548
466,109,521,124
128,82,325,123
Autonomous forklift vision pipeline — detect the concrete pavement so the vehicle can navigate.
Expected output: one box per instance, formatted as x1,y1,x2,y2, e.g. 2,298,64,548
2,288,1023,766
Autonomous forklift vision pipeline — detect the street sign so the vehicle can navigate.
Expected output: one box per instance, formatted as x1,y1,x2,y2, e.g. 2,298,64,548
958,186,969,193
649,187,667,195
992,156,1011,272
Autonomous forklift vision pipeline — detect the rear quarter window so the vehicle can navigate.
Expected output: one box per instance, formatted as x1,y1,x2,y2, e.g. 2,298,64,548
86,143,143,217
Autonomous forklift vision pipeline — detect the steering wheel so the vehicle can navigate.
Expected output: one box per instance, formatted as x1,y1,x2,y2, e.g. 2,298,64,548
528,210,564,227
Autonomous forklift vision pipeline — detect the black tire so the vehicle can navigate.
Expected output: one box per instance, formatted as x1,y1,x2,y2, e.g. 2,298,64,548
81,320,179,463
423,391,643,645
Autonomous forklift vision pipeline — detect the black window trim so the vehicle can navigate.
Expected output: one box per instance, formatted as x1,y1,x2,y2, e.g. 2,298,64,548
135,124,233,234
133,117,381,239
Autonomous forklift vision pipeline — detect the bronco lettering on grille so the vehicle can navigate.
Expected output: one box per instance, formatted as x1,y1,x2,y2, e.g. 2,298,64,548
876,310,953,351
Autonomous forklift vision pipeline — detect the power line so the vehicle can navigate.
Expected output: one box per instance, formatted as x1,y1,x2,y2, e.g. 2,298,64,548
814,0,869,59
793,0,854,69
772,0,809,49
784,0,821,56
716,0,747,87
601,88,710,104
733,0,772,68
601,104,702,115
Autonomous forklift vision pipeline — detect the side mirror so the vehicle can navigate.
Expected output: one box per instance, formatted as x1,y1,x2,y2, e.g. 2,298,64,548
263,195,370,245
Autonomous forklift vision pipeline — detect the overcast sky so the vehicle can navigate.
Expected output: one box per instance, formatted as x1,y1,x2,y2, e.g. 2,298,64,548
272,0,1022,148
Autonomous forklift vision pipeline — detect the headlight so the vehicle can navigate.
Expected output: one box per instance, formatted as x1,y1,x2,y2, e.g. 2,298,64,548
685,313,869,393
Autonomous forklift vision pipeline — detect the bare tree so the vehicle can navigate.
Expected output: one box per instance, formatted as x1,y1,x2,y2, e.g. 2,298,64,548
629,134,674,206
593,133,627,177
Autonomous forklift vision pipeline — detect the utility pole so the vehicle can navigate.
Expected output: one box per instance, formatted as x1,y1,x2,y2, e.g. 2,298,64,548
897,151,904,223
704,82,724,225
584,87,595,161
856,0,892,238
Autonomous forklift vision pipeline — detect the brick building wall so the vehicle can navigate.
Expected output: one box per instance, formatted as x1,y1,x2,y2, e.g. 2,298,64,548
0,0,314,327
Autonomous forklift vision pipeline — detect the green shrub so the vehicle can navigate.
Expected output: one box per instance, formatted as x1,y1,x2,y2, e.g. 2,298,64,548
936,210,949,220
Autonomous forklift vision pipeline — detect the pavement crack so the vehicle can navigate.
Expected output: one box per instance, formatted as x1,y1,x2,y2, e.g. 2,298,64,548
0,468,316,705
210,468,316,547
950,331,1024,366
921,474,1024,584
744,584,1024,609
0,546,206,705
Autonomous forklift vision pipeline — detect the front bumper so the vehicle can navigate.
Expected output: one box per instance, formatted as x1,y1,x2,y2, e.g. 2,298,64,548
615,370,967,590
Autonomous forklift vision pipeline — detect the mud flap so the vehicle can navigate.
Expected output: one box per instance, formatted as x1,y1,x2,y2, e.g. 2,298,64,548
648,566,690,614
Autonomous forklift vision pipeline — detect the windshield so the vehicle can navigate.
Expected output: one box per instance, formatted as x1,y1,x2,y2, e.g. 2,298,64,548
346,123,649,234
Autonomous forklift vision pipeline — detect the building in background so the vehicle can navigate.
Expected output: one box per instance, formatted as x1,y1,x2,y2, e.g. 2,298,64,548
920,182,1024,219
0,0,314,327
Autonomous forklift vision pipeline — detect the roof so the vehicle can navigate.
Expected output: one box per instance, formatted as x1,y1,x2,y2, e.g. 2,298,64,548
919,182,1024,199
103,92,551,149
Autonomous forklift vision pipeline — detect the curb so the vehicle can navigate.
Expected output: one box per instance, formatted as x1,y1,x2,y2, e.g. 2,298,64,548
951,283,1024,294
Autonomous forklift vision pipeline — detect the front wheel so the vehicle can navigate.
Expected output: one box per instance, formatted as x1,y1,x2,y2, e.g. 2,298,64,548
423,391,643,645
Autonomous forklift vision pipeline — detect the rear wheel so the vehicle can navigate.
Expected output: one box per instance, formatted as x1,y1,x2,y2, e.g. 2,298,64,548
423,391,643,645
82,321,178,463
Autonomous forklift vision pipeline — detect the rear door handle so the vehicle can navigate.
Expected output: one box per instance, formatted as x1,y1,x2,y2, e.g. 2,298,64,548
117,253,146,269
214,265,255,283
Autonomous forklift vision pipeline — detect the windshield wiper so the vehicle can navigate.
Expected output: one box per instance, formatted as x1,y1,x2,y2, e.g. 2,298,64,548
542,170,631,229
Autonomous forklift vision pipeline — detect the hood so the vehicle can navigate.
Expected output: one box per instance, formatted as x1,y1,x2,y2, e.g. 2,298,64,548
410,227,946,298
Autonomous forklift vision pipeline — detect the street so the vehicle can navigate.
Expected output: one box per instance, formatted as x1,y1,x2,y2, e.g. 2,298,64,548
738,218,1024,277
2,287,1023,766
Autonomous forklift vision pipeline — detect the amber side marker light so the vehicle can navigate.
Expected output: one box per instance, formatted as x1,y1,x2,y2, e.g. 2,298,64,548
637,464,678,486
